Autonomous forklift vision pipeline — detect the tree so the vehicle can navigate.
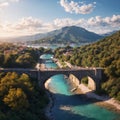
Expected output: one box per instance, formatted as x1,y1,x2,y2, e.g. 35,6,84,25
3,88,29,110
0,72,18,97
81,77,88,85
19,73,33,91
16,53,35,68
0,53,4,67
75,58,81,66
3,54,15,67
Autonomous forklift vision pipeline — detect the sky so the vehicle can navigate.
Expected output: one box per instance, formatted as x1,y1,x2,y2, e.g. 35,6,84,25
0,0,120,37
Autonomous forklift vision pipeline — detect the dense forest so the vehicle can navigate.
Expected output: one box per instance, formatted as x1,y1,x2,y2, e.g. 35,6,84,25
0,72,49,120
0,43,52,68
54,30,120,100
0,43,54,119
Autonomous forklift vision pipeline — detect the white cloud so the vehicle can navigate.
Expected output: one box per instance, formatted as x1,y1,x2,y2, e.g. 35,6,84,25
54,18,75,27
10,0,19,2
14,17,43,30
0,2,9,8
0,0,19,3
60,0,96,14
13,17,56,34
103,15,120,26
0,0,20,8
0,17,56,37
86,15,120,29
0,15,120,37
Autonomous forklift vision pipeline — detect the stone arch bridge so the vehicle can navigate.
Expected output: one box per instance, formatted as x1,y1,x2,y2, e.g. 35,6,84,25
0,67,103,91
38,68,103,91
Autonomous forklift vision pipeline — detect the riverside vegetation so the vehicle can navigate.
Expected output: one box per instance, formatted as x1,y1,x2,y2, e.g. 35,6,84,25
54,30,120,101
0,43,52,68
0,43,53,120
0,30,119,119
0,72,49,120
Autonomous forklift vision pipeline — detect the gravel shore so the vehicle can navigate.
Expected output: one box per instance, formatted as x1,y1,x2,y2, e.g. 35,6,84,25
44,77,120,120
44,79,55,120
69,81,120,113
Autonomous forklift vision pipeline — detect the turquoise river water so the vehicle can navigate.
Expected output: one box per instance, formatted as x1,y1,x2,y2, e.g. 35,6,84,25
41,54,120,120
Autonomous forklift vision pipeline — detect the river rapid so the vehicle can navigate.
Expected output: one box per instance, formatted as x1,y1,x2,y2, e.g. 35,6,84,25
41,54,120,120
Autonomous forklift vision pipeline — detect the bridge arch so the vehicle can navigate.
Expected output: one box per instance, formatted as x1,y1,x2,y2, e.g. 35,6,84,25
0,68,103,92
44,74,81,92
69,74,80,86
88,76,96,90
44,73,81,88
69,74,96,91
39,72,70,86
38,69,101,91
44,74,69,88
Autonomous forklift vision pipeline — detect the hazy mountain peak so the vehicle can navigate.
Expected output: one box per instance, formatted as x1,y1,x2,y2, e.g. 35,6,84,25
0,26,102,43
28,26,103,44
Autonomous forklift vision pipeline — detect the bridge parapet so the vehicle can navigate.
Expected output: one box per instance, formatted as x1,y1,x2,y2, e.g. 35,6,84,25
40,67,101,71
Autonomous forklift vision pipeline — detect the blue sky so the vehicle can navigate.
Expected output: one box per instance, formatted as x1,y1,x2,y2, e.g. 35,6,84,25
0,0,120,37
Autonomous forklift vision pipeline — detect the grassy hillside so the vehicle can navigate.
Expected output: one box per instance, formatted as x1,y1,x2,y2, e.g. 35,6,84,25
55,31,120,100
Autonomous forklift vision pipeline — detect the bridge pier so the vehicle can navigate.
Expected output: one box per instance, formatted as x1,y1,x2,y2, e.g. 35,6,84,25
0,68,103,92
94,68,103,91
88,77,96,90
38,68,103,92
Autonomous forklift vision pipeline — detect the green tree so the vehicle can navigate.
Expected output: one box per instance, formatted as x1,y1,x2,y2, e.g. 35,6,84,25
16,53,35,68
81,77,88,85
4,54,15,67
19,73,33,91
0,53,4,67
3,88,29,110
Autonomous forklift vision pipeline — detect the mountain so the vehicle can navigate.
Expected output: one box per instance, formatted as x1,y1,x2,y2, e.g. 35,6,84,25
28,26,102,44
101,30,118,37
0,26,102,43
15,29,62,42
54,30,120,100
0,33,48,43
76,30,120,100
0,28,64,43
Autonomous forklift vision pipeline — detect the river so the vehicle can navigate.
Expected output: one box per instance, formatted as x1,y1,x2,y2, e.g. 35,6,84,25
27,43,88,49
41,54,120,120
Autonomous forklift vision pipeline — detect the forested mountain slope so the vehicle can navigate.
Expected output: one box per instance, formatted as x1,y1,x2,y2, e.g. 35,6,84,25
55,31,120,100
31,26,102,44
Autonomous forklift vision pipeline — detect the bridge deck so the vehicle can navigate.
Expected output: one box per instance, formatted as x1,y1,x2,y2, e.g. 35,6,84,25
39,67,103,71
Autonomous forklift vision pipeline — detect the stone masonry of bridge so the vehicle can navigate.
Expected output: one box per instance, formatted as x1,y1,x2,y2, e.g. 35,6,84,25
38,68,103,91
0,67,103,91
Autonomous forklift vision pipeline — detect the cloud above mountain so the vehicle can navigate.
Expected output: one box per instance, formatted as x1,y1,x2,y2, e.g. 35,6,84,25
59,0,96,14
0,17,55,37
53,15,120,34
0,15,120,37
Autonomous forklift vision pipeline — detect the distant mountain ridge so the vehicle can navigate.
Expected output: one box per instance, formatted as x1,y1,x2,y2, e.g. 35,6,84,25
0,26,102,43
101,30,119,37
30,26,102,44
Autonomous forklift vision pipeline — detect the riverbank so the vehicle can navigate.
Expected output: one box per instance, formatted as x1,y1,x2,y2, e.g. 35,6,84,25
69,80,120,113
44,79,55,120
44,77,120,120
